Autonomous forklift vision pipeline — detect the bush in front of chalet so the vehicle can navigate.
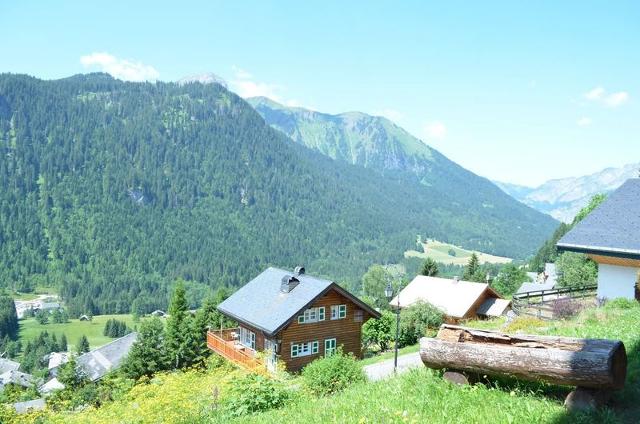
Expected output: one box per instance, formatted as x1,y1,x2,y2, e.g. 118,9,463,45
398,301,444,347
362,310,394,352
301,348,365,396
552,298,583,320
221,373,292,417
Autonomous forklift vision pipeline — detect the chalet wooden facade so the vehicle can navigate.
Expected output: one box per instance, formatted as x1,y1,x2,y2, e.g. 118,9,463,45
209,267,380,372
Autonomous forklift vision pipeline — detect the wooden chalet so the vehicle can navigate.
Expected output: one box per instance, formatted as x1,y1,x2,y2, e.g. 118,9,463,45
209,267,380,372
389,275,511,321
557,178,640,300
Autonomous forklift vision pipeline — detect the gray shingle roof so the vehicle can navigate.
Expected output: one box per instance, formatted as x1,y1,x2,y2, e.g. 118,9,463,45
13,398,45,414
0,358,20,374
0,370,37,388
217,267,379,336
557,179,640,258
77,332,138,381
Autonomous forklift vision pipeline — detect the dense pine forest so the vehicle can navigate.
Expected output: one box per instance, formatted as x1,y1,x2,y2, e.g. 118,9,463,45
0,73,556,314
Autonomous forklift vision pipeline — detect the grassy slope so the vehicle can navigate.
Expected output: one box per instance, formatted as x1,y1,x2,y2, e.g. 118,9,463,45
405,239,513,266
27,303,640,424
19,314,140,351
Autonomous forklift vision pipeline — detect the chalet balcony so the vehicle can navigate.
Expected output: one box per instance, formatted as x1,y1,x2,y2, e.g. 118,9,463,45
206,328,265,369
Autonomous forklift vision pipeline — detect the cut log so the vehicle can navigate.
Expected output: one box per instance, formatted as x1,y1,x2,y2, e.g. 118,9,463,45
420,324,626,390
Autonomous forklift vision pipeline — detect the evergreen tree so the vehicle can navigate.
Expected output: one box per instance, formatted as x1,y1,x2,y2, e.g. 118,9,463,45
165,281,190,368
419,258,439,277
35,309,49,325
462,253,480,281
60,333,68,352
0,296,19,340
57,357,87,389
77,335,90,354
121,317,167,379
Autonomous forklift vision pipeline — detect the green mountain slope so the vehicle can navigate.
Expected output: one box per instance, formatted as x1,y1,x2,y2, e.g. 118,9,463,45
0,74,556,314
248,97,558,239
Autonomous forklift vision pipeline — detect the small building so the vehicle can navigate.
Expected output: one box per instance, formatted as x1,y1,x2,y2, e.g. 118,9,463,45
47,352,70,375
0,370,37,389
39,377,65,395
557,178,640,300
389,275,510,321
213,266,380,372
0,358,21,374
13,398,45,414
75,332,138,381
78,314,90,321
150,310,167,317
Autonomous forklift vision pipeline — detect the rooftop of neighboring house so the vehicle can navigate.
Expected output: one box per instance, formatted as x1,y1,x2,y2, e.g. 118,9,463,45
0,370,38,388
76,332,138,381
558,178,640,260
0,357,20,374
217,266,380,336
389,275,504,319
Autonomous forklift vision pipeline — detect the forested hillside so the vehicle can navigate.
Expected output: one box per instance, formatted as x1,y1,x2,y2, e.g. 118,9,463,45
0,74,556,314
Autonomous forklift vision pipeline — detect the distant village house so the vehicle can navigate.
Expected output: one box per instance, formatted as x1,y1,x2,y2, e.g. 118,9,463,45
389,275,511,321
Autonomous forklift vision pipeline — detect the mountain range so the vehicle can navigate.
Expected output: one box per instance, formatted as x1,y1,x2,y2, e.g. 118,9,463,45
495,162,639,222
0,73,557,313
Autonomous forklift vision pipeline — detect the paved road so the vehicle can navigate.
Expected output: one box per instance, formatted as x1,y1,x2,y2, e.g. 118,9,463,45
363,352,423,381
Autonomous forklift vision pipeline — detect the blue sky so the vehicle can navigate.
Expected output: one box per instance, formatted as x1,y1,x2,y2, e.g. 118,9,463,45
1,1,638,186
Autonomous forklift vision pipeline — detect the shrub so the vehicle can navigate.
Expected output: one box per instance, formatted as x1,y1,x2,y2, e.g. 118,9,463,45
398,301,444,347
552,298,583,320
222,373,292,417
448,248,456,257
604,297,639,310
362,310,394,351
504,316,546,333
301,348,365,396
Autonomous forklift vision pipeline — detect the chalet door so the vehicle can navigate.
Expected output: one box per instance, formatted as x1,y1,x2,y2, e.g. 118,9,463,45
264,339,277,372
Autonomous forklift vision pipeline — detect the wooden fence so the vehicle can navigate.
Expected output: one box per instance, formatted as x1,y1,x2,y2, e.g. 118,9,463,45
207,329,264,369
511,284,598,320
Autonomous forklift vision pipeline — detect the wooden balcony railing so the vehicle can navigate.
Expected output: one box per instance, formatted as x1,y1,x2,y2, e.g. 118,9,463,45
207,329,264,369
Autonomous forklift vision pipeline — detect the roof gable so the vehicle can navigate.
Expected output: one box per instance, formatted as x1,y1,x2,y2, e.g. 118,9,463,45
557,179,640,258
217,267,379,336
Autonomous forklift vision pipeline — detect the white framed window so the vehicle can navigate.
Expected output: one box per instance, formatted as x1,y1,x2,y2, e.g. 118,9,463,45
324,338,336,356
331,304,347,320
239,327,256,350
291,341,319,358
297,307,325,324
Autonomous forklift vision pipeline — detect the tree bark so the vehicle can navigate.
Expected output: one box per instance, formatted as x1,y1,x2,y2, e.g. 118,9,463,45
420,324,626,390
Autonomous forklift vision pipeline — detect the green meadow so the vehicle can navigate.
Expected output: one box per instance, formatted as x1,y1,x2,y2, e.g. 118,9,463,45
19,314,141,351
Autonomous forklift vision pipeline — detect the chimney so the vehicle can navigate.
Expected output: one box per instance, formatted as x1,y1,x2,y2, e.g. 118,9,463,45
453,276,460,283
280,275,299,293
294,266,305,276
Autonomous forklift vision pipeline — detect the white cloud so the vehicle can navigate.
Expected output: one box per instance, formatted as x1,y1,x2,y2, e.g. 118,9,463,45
373,109,403,122
577,117,592,127
80,52,159,82
424,121,447,139
583,86,630,108
229,67,283,101
604,91,629,108
584,86,605,100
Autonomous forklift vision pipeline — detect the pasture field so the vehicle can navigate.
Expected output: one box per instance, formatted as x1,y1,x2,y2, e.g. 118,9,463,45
19,314,141,351
405,239,512,266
